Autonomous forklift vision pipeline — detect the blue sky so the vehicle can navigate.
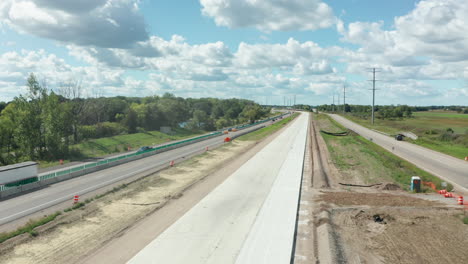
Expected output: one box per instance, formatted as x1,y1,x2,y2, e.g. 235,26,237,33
0,0,467,106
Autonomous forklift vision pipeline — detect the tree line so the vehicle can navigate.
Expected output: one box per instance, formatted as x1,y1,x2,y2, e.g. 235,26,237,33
317,104,413,119
0,74,271,165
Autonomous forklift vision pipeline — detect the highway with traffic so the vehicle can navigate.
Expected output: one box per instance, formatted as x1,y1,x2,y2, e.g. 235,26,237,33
0,118,284,227
329,114,468,192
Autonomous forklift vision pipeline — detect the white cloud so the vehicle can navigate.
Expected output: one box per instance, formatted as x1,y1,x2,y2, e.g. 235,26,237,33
306,83,335,95
293,60,334,75
235,38,341,70
0,0,148,48
0,49,130,101
200,0,336,31
339,0,468,67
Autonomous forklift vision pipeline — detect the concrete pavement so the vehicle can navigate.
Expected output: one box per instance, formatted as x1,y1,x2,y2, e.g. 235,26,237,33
128,113,309,264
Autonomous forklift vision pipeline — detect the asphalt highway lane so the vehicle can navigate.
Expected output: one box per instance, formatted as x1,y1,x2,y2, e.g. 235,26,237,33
0,120,280,226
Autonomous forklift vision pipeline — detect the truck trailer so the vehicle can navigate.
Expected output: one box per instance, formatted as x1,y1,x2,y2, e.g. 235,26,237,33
0,161,38,187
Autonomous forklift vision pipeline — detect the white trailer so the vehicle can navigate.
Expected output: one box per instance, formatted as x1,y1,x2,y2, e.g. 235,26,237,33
0,161,38,186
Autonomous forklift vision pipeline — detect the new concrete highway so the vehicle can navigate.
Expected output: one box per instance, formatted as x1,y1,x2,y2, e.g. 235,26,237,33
128,113,308,264
0,120,280,226
329,114,468,191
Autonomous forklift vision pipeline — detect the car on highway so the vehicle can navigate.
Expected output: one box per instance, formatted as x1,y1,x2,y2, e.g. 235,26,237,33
137,146,152,152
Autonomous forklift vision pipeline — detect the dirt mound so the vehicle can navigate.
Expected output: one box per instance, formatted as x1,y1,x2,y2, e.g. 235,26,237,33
378,182,402,191
333,208,468,263
320,191,439,207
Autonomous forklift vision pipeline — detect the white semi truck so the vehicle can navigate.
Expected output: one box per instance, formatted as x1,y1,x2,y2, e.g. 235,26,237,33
0,161,38,187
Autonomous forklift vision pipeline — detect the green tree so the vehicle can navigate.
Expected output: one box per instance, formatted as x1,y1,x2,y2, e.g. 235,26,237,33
125,108,138,133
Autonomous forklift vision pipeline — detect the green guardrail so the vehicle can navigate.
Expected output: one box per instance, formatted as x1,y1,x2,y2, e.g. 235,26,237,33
2,114,289,193
2,131,224,192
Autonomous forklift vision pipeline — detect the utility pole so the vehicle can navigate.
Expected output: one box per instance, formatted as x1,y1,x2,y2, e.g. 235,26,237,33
343,84,346,114
368,68,380,125
332,93,335,112
294,95,296,107
338,93,340,111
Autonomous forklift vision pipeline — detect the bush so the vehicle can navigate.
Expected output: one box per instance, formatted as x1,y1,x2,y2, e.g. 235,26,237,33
95,122,127,137
439,132,455,142
425,129,439,135
79,122,127,140
78,125,97,140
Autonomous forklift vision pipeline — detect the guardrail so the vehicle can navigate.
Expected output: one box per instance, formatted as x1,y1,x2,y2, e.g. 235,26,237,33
0,131,222,195
234,112,290,130
0,112,290,195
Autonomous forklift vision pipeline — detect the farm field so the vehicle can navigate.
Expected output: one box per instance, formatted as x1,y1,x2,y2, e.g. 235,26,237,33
342,111,468,159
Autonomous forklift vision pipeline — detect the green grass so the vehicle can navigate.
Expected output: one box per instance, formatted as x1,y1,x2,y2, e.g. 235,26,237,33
342,111,468,160
318,114,452,191
73,128,202,158
414,111,468,119
37,128,204,168
0,211,61,244
463,216,468,225
237,113,300,141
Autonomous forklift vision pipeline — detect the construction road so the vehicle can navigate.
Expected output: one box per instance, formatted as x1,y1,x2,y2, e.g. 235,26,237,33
128,113,308,264
0,120,282,228
329,114,468,191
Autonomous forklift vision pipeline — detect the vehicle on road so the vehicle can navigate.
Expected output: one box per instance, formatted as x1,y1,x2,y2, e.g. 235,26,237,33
395,134,404,141
137,146,152,152
0,161,38,187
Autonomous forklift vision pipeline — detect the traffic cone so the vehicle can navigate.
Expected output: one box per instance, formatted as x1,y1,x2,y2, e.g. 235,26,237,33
73,195,79,204
458,196,464,205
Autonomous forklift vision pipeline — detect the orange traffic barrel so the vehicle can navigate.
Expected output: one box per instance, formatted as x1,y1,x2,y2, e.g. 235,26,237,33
73,195,80,204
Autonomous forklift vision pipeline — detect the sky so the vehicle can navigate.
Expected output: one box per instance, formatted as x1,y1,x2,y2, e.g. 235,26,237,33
0,0,468,106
